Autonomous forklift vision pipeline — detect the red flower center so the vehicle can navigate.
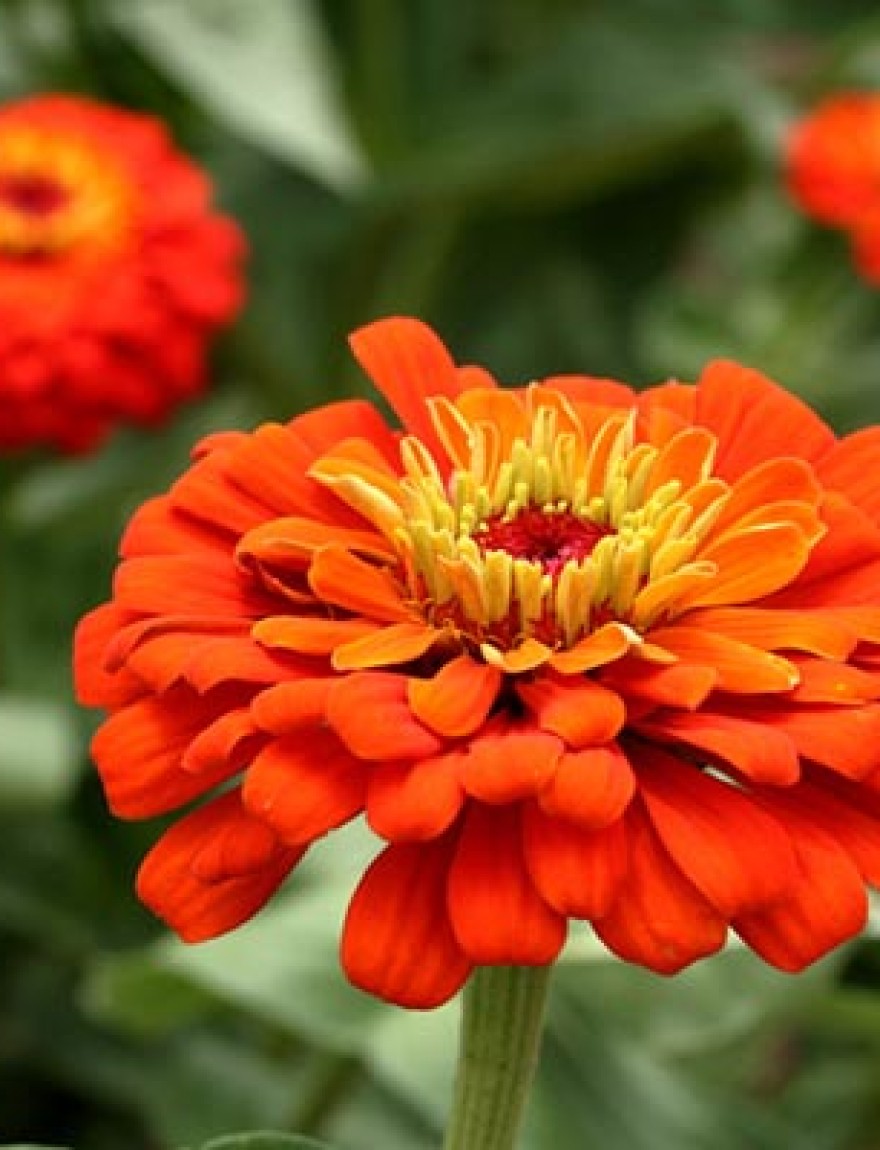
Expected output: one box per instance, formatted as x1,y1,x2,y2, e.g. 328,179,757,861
0,173,70,216
477,508,610,576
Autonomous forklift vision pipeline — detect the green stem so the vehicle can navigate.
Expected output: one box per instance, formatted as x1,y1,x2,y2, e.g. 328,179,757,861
442,965,551,1150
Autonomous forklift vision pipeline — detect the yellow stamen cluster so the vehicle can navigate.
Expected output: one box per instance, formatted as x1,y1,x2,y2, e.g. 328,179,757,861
387,389,731,651
0,127,133,256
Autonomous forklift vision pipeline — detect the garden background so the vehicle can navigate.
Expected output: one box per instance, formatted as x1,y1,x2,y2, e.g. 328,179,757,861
3,1,880,1147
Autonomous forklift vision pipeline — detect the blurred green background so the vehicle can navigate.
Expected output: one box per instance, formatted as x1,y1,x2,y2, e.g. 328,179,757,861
3,1,880,1148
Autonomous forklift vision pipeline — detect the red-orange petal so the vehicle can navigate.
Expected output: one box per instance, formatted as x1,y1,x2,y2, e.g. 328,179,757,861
754,703,880,780
91,692,240,818
637,745,798,916
734,812,867,972
253,615,380,656
447,805,567,964
114,552,276,618
459,721,564,803
598,657,717,711
522,805,628,918
73,603,145,708
182,708,263,774
366,752,466,842
593,803,727,974
136,790,303,943
516,675,626,747
341,835,472,1008
250,678,334,734
636,708,801,785
645,626,799,694
681,606,858,661
308,546,413,623
327,672,444,761
407,656,502,738
348,317,471,463
695,360,834,481
332,621,440,670
537,743,635,829
242,729,366,846
816,425,880,523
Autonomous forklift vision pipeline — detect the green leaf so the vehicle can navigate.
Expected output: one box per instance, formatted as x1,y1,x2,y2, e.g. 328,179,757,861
109,0,367,190
0,695,79,810
195,1136,337,1150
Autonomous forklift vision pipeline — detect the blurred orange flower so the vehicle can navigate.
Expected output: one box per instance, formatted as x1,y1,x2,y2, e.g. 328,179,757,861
0,95,244,453
786,92,880,284
75,317,880,1008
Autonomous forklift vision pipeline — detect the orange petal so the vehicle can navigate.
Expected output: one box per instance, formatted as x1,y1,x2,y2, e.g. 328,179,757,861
537,743,635,829
253,615,379,656
447,804,567,964
226,405,398,527
684,524,813,609
774,493,880,608
682,606,858,661
789,658,880,705
250,678,334,734
705,457,822,542
308,545,413,623
91,691,240,818
784,776,880,884
816,425,880,523
755,703,880,780
407,655,502,737
481,637,552,673
114,553,274,618
459,721,563,803
73,603,146,708
341,835,471,1008
236,516,395,570
695,360,834,481
121,493,227,558
348,317,470,462
182,708,263,774
242,730,365,845
136,790,303,943
644,426,717,499
599,657,717,710
522,805,628,918
327,672,444,761
645,625,799,693
734,812,867,972
636,708,800,785
549,621,635,674
593,803,727,974
516,675,626,747
366,752,465,842
637,745,798,916
332,621,440,670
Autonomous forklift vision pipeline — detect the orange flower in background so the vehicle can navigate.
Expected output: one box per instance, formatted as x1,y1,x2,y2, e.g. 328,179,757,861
75,317,880,1009
786,93,880,227
0,94,244,453
786,91,880,284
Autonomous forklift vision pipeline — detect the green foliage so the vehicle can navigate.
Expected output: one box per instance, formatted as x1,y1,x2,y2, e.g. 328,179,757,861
3,1,880,1148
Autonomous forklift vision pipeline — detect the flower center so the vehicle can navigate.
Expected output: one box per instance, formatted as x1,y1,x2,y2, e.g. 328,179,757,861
476,508,609,575
0,173,70,216
0,127,134,257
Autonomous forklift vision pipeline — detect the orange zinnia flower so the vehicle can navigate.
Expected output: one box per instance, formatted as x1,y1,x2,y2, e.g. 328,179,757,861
786,93,880,229
75,317,880,1008
0,95,244,453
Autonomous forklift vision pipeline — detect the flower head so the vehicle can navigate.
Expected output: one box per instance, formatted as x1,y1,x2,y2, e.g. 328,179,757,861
786,92,880,284
0,94,244,453
75,317,880,1008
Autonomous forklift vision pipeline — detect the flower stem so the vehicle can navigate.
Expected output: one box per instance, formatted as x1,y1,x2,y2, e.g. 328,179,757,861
442,965,551,1150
